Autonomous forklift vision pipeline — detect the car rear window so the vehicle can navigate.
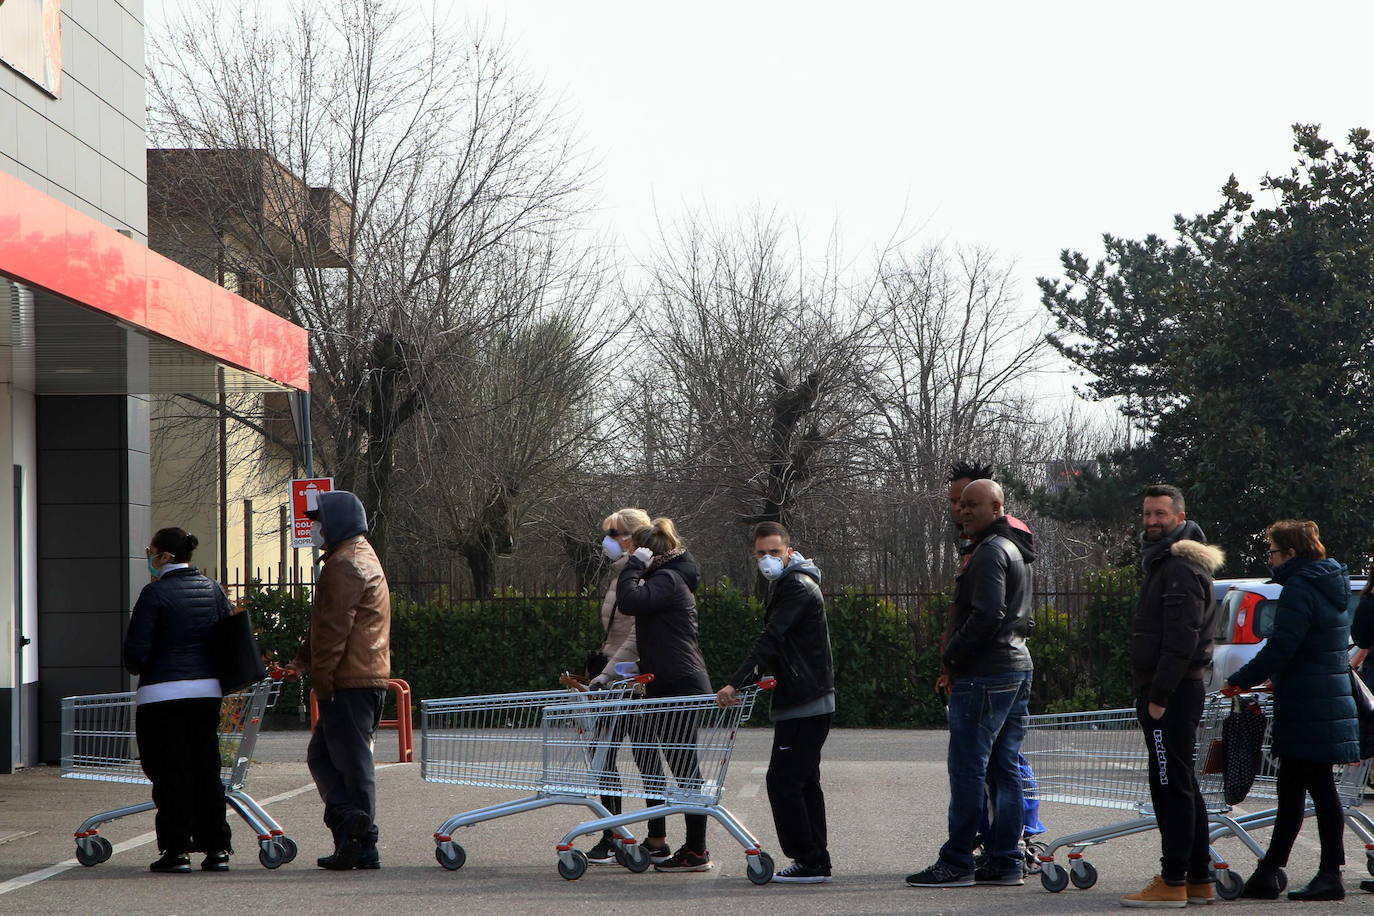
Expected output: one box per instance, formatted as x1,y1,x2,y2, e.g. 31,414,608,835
1254,590,1364,638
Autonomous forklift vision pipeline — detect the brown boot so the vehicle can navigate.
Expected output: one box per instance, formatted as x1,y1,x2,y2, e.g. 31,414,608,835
1120,875,1188,908
1186,879,1214,905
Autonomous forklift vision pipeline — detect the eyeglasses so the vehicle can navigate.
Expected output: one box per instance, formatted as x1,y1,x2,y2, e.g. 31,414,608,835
605,529,621,538
1265,548,1282,557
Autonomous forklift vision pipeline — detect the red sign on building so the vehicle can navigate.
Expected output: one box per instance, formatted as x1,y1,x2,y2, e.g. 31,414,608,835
290,478,334,547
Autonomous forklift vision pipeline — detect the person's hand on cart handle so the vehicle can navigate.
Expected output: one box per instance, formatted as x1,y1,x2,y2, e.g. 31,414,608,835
935,671,951,696
268,663,298,681
1218,684,1244,698
716,685,739,708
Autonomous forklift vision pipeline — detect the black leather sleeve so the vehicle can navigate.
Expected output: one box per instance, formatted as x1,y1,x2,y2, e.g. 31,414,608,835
943,542,1009,669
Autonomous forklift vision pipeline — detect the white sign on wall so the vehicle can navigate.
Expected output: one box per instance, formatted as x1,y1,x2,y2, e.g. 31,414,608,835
0,0,62,98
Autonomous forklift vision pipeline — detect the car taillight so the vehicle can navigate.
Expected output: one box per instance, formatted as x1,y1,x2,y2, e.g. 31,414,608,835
1231,592,1264,644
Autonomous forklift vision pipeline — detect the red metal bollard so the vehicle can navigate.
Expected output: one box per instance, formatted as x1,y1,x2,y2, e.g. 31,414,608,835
309,678,413,763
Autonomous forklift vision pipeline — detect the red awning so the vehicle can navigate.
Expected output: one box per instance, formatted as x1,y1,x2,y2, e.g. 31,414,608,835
0,171,307,392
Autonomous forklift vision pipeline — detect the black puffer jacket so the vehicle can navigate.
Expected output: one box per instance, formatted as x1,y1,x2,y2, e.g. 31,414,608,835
1130,537,1224,706
727,555,834,715
617,551,710,696
942,519,1036,678
1228,558,1360,763
124,567,231,685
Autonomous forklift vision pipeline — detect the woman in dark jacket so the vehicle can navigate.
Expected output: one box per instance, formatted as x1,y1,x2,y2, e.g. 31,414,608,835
616,517,712,873
123,528,233,873
1227,520,1359,902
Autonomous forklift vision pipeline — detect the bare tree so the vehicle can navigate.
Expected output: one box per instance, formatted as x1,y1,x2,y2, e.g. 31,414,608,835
859,244,1050,586
147,0,596,561
620,209,880,585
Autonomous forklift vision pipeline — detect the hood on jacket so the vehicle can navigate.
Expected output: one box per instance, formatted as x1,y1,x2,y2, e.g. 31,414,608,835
658,550,701,592
1273,556,1350,609
781,550,822,584
312,490,369,546
1170,539,1226,575
975,517,1036,564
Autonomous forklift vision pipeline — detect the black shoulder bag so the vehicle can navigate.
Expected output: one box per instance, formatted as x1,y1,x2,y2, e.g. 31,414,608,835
215,590,268,693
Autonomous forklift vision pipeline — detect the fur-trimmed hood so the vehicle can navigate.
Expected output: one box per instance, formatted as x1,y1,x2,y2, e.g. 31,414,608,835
1170,539,1225,575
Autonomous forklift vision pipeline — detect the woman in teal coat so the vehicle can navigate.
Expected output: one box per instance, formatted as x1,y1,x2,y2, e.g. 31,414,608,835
1227,520,1359,903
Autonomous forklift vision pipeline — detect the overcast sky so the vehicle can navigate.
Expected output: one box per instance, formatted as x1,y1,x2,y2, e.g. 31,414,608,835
144,0,1374,411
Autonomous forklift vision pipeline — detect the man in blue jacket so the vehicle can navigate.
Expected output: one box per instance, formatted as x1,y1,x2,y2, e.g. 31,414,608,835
717,521,835,884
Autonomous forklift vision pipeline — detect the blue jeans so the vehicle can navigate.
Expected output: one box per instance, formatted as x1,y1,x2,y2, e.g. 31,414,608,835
939,670,1032,873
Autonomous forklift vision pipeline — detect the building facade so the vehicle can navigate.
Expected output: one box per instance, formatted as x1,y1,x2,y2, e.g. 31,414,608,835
0,0,308,768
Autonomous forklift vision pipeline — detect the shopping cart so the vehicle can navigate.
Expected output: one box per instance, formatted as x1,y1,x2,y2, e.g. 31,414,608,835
547,679,776,885
60,677,296,869
1204,696,1374,880
1022,695,1238,895
1025,693,1374,897
421,676,653,871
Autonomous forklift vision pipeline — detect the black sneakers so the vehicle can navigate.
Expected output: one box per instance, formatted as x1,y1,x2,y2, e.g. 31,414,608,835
974,862,1024,886
906,861,975,887
641,841,674,865
200,851,230,872
773,860,833,884
653,845,712,872
586,838,618,865
149,852,191,874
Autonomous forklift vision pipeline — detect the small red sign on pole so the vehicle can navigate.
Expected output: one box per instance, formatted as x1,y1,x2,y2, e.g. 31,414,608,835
291,478,334,547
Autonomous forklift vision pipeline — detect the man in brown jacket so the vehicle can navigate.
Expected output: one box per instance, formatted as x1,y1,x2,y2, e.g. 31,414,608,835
289,490,391,870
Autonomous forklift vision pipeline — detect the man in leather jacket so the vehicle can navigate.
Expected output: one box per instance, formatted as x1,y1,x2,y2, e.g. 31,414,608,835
717,521,835,884
908,479,1035,889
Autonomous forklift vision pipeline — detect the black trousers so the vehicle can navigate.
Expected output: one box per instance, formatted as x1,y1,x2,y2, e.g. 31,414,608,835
1136,680,1210,884
307,687,386,848
767,713,832,868
1261,756,1346,872
631,704,707,851
136,697,231,856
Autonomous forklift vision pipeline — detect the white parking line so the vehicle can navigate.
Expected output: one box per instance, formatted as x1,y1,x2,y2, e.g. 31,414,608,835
737,766,768,799
0,763,408,898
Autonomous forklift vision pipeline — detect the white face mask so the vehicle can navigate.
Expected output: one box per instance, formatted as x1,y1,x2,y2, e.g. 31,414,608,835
309,520,327,549
602,535,623,561
758,554,786,580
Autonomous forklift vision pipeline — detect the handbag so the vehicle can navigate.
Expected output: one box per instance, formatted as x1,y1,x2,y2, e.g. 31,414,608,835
1349,668,1374,760
1220,695,1268,805
216,607,268,693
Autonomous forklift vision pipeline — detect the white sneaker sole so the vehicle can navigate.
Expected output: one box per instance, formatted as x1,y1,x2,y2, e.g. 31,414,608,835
654,863,713,873
906,877,975,887
773,874,833,884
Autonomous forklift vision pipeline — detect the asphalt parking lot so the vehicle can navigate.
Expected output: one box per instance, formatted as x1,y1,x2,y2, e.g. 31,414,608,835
0,729,1366,915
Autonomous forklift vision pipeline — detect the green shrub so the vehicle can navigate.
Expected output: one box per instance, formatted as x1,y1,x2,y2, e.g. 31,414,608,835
243,571,1137,728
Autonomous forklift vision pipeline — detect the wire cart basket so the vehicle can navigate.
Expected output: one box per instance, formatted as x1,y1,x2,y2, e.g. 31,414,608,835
1023,692,1374,898
60,677,295,869
548,679,776,885
421,676,653,871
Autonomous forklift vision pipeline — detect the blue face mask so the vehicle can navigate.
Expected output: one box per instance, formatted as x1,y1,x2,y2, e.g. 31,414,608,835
146,555,163,579
758,554,786,580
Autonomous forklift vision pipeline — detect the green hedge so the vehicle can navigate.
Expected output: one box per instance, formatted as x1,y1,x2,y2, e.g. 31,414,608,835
243,573,1137,728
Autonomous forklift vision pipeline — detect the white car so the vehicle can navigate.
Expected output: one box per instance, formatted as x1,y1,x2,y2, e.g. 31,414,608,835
1204,577,1367,691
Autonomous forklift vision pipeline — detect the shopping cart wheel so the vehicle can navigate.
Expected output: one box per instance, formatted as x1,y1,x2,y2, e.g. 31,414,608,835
1214,869,1244,900
557,849,589,881
75,836,112,867
258,840,287,869
276,836,298,864
1024,840,1047,875
1040,862,1069,892
614,843,651,873
1069,861,1097,889
746,852,774,886
436,842,466,871
1367,854,1374,878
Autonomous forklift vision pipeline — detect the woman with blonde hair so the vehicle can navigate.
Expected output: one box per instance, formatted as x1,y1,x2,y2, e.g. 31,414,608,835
617,517,713,872
582,507,651,866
